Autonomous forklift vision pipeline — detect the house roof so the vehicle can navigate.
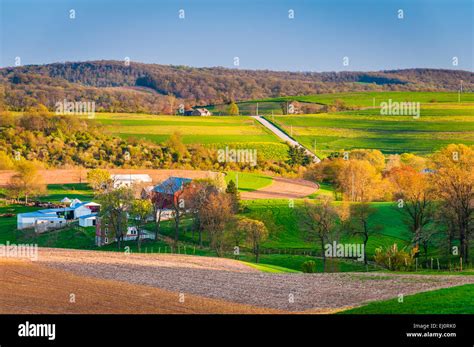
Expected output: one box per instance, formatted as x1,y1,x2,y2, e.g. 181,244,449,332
18,211,66,220
152,177,192,195
40,208,74,213
74,202,101,209
79,213,97,220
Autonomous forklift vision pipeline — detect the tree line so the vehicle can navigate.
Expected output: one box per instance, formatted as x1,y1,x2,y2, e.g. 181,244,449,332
1,61,472,112
303,145,474,269
0,109,300,175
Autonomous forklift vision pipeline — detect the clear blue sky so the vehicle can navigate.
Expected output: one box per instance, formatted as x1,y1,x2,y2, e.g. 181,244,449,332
0,0,472,71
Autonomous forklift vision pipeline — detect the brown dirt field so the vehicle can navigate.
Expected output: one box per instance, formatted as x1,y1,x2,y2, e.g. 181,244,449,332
0,169,220,186
0,258,280,314
0,169,318,200
29,248,474,313
241,176,318,200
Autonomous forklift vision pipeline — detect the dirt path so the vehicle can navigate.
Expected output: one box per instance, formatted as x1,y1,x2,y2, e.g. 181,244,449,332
241,176,318,200
22,248,474,313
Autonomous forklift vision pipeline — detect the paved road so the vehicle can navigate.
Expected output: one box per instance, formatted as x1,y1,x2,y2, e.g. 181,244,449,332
252,116,320,163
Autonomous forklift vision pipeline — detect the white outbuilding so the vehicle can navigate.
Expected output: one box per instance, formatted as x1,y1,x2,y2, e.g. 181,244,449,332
78,214,97,227
111,174,152,188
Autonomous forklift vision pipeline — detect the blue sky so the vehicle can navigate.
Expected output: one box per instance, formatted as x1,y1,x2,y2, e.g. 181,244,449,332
0,0,472,71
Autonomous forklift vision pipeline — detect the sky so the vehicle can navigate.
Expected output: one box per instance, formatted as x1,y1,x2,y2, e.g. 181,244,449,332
0,0,472,71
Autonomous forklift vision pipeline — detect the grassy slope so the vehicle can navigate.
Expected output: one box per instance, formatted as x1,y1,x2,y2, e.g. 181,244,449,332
340,284,474,314
271,103,474,156
224,171,273,192
255,91,474,107
94,114,289,160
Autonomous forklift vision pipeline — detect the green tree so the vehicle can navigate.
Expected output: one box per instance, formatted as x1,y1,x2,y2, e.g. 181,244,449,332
87,169,111,192
0,151,14,170
166,132,188,162
288,145,310,166
227,101,239,116
225,180,240,213
130,199,153,252
7,160,46,203
97,187,134,250
237,218,268,263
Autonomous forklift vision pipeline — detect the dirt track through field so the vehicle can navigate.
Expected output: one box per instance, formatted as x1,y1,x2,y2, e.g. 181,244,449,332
0,169,317,200
11,248,471,313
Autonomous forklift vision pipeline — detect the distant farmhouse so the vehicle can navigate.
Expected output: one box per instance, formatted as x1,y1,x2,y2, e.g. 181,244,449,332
152,176,192,209
17,200,101,231
111,174,152,189
184,108,212,116
95,176,193,247
95,220,156,246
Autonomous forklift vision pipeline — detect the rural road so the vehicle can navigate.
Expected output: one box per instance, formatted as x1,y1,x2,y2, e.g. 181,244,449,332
252,116,321,163
7,248,471,314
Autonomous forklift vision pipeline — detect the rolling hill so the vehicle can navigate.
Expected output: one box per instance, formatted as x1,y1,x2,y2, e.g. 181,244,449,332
1,61,472,113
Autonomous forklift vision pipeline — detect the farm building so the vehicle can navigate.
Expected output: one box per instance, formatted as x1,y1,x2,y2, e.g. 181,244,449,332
17,201,101,230
184,108,212,116
72,202,101,219
111,174,153,188
78,214,98,227
17,210,67,231
151,176,192,209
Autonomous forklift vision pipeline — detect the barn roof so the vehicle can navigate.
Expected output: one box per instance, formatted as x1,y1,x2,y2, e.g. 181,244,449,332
152,177,192,194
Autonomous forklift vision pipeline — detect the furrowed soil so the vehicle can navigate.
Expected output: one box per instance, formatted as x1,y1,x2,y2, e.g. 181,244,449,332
0,258,279,314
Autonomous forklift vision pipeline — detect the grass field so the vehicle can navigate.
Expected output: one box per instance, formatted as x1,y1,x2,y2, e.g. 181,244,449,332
94,113,289,160
269,102,474,156
254,91,474,107
207,92,474,115
224,171,273,192
340,284,474,314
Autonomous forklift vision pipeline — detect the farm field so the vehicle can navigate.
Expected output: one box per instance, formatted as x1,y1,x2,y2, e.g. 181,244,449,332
254,91,474,107
224,171,273,192
340,284,474,314
94,113,289,161
24,248,474,313
269,102,474,157
207,91,474,115
0,256,279,314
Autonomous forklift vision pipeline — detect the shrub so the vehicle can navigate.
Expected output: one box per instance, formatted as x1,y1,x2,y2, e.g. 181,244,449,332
302,260,317,273
374,244,416,271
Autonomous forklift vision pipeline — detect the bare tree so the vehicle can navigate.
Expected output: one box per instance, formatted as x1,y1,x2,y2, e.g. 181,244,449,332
301,197,339,271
